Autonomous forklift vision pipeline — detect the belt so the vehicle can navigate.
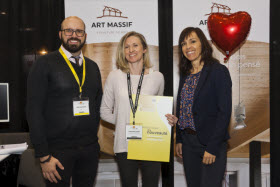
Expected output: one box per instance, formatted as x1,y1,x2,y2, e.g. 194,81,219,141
184,128,197,135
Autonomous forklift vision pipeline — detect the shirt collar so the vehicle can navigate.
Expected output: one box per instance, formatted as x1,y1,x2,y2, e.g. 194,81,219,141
60,45,84,62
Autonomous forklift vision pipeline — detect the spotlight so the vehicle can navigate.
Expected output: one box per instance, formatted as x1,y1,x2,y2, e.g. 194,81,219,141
234,103,246,130
39,49,48,55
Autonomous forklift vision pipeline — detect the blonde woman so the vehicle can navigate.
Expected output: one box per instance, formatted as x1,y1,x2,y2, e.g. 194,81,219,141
100,31,164,187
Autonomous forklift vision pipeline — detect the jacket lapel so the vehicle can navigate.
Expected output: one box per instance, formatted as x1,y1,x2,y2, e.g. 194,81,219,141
55,50,64,61
193,64,210,102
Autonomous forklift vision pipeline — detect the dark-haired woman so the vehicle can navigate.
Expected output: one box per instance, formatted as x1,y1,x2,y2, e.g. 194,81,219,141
166,27,232,187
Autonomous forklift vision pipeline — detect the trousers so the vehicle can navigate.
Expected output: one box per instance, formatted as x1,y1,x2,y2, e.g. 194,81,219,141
45,143,99,187
115,152,160,187
181,131,227,187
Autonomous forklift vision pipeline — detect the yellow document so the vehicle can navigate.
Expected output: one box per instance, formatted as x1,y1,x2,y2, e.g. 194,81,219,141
127,95,173,162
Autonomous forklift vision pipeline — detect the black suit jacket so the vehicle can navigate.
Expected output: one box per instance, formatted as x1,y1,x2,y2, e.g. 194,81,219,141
176,61,232,156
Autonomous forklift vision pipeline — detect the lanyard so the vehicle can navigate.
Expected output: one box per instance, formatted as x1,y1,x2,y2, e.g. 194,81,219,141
127,66,145,125
59,48,86,98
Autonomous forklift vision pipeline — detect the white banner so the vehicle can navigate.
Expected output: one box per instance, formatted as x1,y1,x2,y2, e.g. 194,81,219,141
173,0,269,44
173,0,270,158
65,0,158,45
65,0,159,155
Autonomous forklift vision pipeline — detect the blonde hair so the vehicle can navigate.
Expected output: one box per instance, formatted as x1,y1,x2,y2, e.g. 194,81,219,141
116,31,152,72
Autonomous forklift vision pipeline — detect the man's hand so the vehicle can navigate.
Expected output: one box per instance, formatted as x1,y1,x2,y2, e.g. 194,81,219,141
40,155,64,183
202,151,216,165
176,143,183,158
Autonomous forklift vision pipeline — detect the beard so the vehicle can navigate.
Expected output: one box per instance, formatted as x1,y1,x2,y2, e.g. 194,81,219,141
61,37,86,54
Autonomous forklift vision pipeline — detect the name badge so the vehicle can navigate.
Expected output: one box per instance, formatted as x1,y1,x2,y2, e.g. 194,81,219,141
126,125,142,140
73,97,90,116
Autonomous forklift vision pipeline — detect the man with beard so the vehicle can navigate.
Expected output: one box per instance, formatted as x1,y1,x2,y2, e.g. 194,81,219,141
26,16,102,187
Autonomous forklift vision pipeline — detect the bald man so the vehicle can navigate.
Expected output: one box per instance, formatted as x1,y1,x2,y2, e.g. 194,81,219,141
27,16,102,187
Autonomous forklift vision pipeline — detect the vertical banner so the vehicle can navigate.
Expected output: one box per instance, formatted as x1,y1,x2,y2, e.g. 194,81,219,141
65,0,158,155
173,0,269,157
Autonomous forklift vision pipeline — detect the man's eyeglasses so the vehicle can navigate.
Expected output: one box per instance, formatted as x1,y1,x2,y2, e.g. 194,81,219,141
61,29,85,37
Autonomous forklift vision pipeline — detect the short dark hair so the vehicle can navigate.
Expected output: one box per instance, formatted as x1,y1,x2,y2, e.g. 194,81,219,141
178,27,219,76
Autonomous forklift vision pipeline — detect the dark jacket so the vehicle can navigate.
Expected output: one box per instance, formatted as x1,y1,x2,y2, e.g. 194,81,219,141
176,61,232,156
27,50,102,157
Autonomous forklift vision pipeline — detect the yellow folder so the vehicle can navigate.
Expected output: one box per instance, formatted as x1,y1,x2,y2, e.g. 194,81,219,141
127,95,173,162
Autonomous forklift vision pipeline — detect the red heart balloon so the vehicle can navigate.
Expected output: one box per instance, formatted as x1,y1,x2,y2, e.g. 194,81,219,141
207,12,252,61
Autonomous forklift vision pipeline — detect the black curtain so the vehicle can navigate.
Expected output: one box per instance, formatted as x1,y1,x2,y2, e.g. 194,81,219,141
270,0,280,186
158,0,174,186
0,0,64,132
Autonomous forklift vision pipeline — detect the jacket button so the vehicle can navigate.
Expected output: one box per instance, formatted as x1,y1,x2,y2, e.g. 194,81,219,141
193,112,197,116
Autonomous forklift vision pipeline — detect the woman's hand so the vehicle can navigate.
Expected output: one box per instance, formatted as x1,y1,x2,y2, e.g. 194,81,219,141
176,143,183,158
165,114,178,126
202,151,216,165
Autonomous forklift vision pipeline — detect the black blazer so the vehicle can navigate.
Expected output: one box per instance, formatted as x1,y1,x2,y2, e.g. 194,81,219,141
176,61,232,156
